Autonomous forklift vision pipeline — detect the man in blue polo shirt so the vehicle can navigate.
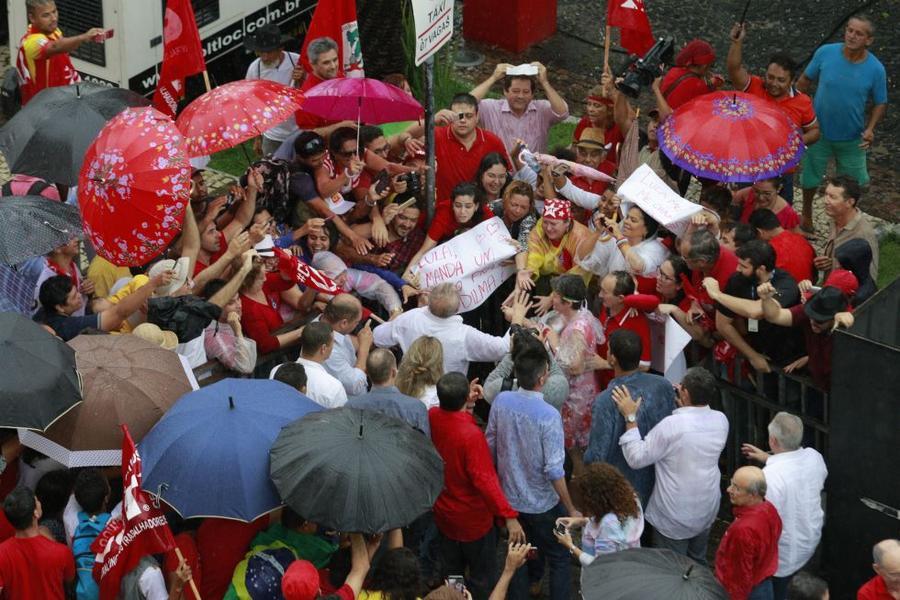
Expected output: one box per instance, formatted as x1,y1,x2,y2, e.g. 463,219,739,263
796,15,887,231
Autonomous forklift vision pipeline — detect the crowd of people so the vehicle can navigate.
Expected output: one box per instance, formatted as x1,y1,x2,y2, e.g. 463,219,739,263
0,0,895,599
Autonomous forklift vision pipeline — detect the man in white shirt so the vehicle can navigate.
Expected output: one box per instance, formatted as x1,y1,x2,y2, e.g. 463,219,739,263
244,23,302,156
742,412,828,600
292,321,348,408
373,283,528,375
319,294,372,397
613,366,729,564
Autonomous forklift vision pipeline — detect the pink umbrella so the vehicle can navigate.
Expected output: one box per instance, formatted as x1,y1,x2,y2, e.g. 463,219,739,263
299,78,424,130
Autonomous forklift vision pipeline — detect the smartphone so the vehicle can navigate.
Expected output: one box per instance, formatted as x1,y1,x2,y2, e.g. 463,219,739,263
374,170,391,195
93,29,114,42
554,522,567,535
446,576,465,594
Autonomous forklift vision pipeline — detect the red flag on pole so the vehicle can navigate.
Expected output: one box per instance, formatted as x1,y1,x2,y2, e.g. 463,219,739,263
300,0,365,78
91,425,176,600
153,0,207,118
607,0,655,56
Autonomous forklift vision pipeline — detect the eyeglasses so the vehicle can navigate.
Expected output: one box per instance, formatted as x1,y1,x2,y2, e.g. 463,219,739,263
658,271,677,283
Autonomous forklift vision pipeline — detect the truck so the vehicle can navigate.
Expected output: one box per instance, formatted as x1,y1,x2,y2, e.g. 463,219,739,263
6,0,317,97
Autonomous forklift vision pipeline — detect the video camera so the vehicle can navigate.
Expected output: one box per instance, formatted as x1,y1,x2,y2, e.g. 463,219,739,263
616,37,675,99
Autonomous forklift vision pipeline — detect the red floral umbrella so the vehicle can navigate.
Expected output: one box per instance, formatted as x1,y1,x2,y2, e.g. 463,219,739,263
658,91,804,183
176,79,305,157
79,107,190,267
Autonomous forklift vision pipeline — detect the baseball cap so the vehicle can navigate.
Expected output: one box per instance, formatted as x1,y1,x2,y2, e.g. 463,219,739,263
131,323,178,350
676,39,716,67
823,269,859,299
325,192,356,216
281,560,320,600
804,286,849,323
254,234,276,257
147,256,190,297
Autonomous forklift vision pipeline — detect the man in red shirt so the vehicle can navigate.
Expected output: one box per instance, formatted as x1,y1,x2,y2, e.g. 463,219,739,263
295,37,355,138
716,466,782,600
430,372,523,600
196,516,271,599
681,229,739,325
0,487,75,599
596,271,652,390
858,539,900,600
407,93,509,202
749,209,815,283
16,0,105,105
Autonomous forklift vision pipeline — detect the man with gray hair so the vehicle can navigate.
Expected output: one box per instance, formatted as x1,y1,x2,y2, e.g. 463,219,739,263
743,412,827,600
858,539,900,599
373,285,530,375
347,348,429,436
680,229,739,322
716,465,783,599
296,36,355,136
613,366,729,564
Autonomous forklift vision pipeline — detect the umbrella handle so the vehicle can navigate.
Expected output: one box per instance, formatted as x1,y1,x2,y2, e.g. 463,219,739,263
682,564,694,580
150,482,169,509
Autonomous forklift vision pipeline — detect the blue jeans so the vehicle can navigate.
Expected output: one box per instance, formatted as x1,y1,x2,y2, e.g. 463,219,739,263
771,575,792,600
748,578,774,600
508,504,570,600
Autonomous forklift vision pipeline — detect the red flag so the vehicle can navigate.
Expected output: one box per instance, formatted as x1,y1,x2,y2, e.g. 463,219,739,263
607,0,655,56
91,426,175,600
153,0,206,118
300,0,365,78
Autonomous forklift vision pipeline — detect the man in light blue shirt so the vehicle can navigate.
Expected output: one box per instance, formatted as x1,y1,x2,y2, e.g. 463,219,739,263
796,15,887,230
486,346,579,600
347,349,429,436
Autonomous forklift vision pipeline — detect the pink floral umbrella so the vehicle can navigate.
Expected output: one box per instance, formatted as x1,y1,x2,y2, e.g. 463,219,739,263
175,79,305,157
79,107,190,267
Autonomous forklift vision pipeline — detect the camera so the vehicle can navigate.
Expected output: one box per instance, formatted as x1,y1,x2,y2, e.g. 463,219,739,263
616,37,675,99
398,172,421,196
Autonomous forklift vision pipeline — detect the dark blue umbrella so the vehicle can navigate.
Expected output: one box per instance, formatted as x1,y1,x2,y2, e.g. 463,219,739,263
139,378,322,522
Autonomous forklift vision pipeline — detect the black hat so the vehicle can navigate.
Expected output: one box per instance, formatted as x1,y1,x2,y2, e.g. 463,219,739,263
244,23,291,53
551,274,587,306
804,286,849,322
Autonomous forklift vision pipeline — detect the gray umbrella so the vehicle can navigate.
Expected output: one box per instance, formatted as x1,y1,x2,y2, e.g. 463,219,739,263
0,82,150,186
270,408,443,533
0,195,82,265
581,548,728,600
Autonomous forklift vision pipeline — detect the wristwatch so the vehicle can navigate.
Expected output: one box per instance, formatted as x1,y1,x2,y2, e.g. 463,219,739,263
625,413,637,423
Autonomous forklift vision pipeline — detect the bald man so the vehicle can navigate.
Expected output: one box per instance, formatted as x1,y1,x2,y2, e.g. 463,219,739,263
346,349,429,436
319,293,373,396
858,539,900,600
716,466,783,600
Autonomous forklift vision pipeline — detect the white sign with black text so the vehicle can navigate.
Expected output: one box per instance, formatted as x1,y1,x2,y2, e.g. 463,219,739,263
411,0,455,66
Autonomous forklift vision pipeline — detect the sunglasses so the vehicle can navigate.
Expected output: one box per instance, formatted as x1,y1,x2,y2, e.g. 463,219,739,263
298,137,326,156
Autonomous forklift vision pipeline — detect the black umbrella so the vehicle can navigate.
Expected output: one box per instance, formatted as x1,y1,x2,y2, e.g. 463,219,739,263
0,312,82,430
581,548,728,600
0,83,150,185
0,196,82,265
270,408,443,533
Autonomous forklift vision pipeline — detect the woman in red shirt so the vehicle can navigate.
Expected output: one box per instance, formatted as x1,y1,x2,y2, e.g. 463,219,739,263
735,178,800,232
402,182,494,280
596,271,652,390
572,85,623,165
239,259,303,355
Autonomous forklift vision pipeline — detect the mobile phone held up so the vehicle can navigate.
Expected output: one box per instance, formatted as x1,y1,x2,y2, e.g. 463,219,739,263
554,522,568,536
374,170,391,195
446,576,465,594
93,29,114,43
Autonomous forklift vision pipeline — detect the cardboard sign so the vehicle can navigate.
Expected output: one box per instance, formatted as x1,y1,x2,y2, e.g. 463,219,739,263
411,217,517,312
617,164,703,236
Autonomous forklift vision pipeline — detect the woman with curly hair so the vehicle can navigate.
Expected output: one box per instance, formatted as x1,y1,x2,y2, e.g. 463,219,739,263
553,463,644,564
359,547,425,600
395,336,444,409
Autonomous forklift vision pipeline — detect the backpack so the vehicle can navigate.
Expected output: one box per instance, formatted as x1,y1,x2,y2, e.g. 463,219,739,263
73,511,111,600
0,177,54,199
243,158,292,225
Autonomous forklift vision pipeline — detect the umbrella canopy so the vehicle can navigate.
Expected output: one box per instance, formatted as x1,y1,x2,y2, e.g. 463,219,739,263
581,548,728,600
0,264,33,314
0,195,82,265
176,79,305,157
0,312,82,430
300,78,424,125
270,408,443,533
17,333,193,467
140,379,323,522
658,91,804,183
79,107,191,267
0,83,150,186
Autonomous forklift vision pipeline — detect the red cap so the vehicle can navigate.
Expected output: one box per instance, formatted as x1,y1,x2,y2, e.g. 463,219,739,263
676,40,716,67
281,560,320,600
824,269,859,298
542,198,572,221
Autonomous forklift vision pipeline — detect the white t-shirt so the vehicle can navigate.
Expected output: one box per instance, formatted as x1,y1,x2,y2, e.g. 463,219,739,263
245,52,301,142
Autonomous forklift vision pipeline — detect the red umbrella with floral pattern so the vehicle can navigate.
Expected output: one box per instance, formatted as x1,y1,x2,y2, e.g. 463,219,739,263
658,91,804,183
175,79,305,157
79,107,190,267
